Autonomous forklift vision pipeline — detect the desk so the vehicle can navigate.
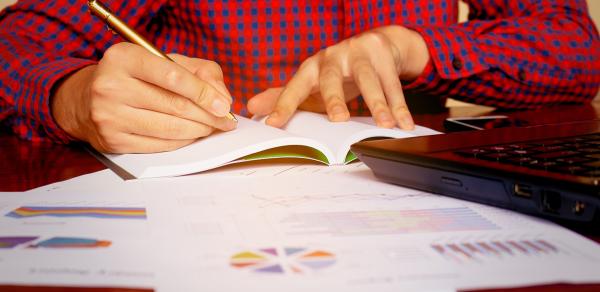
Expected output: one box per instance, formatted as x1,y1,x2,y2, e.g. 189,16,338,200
1,104,600,292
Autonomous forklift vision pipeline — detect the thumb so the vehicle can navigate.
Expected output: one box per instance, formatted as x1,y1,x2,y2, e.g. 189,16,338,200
247,87,284,116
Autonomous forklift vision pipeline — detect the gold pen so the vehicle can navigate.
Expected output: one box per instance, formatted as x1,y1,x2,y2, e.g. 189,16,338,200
87,0,237,122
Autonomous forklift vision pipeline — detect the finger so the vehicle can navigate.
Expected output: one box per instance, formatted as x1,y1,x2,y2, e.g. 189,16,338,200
350,56,396,128
169,54,233,103
123,78,236,132
107,43,231,117
267,58,319,127
119,106,217,140
247,87,284,116
377,62,414,130
319,58,349,122
101,132,196,154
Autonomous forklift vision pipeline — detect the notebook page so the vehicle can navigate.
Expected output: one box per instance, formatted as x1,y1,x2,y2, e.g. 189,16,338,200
105,115,331,178
281,112,436,163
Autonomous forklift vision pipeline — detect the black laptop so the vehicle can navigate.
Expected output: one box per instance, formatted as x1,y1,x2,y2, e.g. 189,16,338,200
351,120,600,224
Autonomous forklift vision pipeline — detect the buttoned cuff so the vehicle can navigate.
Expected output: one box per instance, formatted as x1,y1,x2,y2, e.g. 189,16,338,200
402,59,442,92
16,57,96,143
410,24,488,78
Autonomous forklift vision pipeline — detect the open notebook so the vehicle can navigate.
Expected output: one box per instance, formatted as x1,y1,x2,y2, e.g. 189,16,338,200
100,111,439,179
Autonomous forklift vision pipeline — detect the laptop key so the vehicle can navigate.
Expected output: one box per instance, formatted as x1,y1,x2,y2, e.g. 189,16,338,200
577,148,600,154
535,151,580,160
530,145,567,152
506,144,533,149
480,152,512,161
555,157,593,165
507,157,538,165
486,146,509,152
549,165,592,175
509,149,538,156
455,148,488,157
529,161,560,170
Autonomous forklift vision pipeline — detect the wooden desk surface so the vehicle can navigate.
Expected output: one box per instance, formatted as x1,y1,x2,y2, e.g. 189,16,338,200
1,104,600,292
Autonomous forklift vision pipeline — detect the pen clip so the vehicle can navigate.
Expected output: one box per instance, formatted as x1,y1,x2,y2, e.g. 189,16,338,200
87,0,113,21
88,1,117,34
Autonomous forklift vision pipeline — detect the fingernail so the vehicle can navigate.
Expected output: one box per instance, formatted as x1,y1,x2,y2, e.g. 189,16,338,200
402,115,414,128
224,119,237,131
378,112,394,127
266,112,282,127
211,99,229,116
330,105,348,122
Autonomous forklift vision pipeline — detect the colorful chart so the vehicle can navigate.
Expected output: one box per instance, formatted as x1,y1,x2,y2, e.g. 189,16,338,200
0,236,38,248
230,247,336,274
29,237,111,248
281,207,499,236
432,239,560,263
6,206,147,220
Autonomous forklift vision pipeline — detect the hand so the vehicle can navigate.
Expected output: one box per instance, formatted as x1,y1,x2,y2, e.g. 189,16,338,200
51,42,237,153
248,25,430,129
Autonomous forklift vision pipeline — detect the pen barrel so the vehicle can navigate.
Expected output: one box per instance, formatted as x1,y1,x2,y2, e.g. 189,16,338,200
87,0,172,61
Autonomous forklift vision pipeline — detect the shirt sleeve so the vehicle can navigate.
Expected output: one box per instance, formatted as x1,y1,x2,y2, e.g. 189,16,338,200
403,0,600,109
0,0,165,143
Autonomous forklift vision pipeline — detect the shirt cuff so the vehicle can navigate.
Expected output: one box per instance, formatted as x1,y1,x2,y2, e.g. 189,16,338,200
17,57,96,143
402,24,489,93
402,58,442,92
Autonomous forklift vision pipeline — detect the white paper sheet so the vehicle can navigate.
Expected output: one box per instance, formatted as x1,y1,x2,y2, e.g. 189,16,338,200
3,169,600,292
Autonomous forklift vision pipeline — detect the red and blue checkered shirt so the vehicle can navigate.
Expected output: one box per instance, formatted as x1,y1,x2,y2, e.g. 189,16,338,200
0,0,599,143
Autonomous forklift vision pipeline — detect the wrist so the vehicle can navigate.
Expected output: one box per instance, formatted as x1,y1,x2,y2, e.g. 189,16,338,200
377,25,430,81
51,65,96,142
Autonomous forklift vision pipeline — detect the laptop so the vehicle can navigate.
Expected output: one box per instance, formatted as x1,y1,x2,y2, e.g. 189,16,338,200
351,120,600,224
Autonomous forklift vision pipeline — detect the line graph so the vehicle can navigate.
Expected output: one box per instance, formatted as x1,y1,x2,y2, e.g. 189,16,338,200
250,192,431,208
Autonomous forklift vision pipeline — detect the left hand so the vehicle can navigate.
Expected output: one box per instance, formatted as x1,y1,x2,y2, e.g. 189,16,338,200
247,25,430,130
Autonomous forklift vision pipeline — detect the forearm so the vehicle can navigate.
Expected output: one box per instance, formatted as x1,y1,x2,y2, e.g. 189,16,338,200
404,0,600,108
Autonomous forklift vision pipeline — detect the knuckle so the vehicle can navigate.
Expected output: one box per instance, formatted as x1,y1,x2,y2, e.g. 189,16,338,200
205,60,222,74
320,65,341,81
94,128,120,152
352,58,373,73
89,106,110,127
103,43,130,62
89,76,118,97
299,55,318,70
103,138,125,154
167,95,190,116
197,60,223,80
372,101,389,113
164,67,183,88
195,83,213,105
321,47,337,59
363,31,387,46
163,120,183,137
197,125,214,137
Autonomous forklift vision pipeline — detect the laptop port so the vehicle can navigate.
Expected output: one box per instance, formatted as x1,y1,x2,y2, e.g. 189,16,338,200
541,190,562,214
573,201,586,215
513,183,533,198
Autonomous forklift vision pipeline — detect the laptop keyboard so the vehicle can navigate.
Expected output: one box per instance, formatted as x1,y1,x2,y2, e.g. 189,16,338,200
454,133,600,177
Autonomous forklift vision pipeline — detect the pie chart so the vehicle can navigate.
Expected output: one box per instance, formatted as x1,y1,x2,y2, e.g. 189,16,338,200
230,247,336,274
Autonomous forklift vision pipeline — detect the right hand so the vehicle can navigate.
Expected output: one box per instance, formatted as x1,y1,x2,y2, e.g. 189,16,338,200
51,42,237,153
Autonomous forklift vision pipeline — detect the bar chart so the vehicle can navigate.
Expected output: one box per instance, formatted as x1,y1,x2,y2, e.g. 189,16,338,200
432,239,561,263
280,207,499,236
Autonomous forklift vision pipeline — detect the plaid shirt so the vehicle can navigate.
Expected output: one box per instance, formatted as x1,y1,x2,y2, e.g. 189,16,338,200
0,0,598,143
